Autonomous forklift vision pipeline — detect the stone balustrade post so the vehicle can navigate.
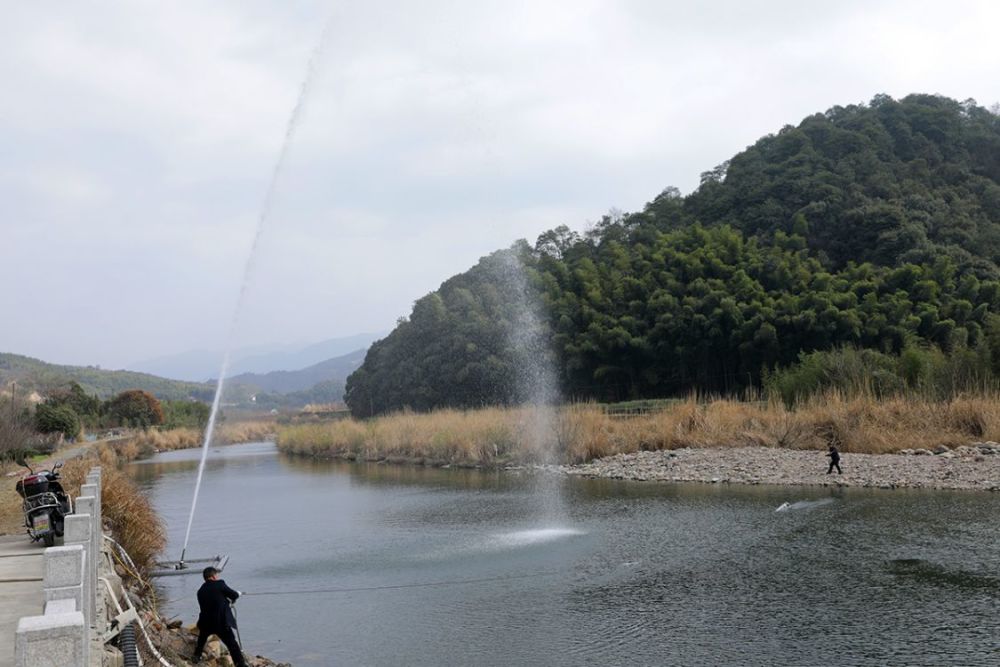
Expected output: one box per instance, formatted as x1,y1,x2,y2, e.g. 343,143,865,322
13,472,102,667
64,513,94,627
42,544,86,612
80,483,98,515
15,610,88,667
85,468,101,510
79,483,101,574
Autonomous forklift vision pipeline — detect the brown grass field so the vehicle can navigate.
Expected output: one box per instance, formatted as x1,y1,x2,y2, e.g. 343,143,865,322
276,393,1000,466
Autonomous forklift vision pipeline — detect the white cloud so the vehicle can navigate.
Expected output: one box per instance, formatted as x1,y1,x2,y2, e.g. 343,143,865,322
2,0,999,367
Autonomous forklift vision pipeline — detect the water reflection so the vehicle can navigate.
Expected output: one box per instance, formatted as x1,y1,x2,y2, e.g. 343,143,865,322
279,454,518,491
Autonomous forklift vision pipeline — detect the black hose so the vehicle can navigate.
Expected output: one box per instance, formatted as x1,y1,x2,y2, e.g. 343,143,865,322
232,604,244,651
121,622,140,667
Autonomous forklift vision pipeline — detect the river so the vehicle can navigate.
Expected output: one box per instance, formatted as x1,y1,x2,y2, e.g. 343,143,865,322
128,441,1000,666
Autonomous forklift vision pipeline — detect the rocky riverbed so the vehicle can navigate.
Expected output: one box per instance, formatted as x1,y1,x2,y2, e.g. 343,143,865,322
563,442,1000,491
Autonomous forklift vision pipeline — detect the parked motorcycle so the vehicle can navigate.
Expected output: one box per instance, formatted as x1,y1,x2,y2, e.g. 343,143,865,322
15,458,72,547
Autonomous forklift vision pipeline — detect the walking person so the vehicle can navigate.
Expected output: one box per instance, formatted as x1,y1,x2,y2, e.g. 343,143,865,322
193,567,248,666
826,444,842,475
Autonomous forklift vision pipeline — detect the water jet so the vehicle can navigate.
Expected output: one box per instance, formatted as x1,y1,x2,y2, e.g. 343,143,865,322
176,18,336,567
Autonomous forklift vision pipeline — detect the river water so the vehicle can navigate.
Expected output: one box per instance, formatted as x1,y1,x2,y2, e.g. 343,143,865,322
128,442,1000,666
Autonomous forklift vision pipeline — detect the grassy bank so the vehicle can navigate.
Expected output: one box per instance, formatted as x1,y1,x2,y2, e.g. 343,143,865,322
60,443,167,572
276,394,1000,465
124,420,276,458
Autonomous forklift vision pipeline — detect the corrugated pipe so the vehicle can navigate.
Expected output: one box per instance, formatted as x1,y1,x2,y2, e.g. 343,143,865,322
121,623,140,667
104,535,176,667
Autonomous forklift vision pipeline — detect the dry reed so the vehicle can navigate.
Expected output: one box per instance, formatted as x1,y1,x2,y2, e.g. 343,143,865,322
56,444,166,573
277,393,1000,465
124,421,276,458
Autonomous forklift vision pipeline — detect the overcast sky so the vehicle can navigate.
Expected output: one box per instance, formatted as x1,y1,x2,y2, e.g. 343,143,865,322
2,0,999,370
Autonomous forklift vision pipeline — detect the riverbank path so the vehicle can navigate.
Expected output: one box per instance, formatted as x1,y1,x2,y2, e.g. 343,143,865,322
0,534,44,667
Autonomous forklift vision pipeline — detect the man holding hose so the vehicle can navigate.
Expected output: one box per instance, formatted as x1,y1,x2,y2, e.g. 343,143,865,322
192,566,248,666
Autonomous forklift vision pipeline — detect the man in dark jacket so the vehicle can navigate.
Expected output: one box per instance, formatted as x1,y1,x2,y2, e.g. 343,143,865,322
826,445,842,474
193,567,248,666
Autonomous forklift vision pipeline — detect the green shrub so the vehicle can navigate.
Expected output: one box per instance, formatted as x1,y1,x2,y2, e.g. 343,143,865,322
34,404,81,439
768,344,998,405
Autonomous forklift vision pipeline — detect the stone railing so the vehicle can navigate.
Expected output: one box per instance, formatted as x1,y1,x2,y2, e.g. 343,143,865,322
15,466,103,667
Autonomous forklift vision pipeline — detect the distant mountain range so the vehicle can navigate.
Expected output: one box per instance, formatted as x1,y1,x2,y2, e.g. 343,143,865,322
2,336,377,408
127,332,384,382
228,348,366,394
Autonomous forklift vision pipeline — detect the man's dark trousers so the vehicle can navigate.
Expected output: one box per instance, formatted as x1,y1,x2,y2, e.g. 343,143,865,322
194,625,246,666
827,460,842,474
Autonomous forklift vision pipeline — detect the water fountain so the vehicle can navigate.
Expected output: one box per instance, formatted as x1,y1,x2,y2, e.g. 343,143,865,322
493,246,570,529
169,19,337,571
167,15,575,568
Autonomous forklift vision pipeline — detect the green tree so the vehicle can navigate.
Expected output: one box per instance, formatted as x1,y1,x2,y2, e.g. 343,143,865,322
44,382,101,427
161,400,210,429
34,404,81,439
104,390,165,428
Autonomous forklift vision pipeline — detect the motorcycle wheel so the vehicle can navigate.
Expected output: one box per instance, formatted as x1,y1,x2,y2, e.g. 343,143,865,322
43,532,55,547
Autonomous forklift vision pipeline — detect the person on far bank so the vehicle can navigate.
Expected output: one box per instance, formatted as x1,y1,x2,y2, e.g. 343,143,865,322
826,445,842,475
193,566,248,666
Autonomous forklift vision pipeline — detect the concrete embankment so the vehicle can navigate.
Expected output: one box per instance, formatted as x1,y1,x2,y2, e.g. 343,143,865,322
563,442,1000,491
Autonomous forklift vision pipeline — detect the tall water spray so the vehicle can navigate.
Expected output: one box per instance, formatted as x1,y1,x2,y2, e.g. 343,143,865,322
179,22,334,563
494,247,567,525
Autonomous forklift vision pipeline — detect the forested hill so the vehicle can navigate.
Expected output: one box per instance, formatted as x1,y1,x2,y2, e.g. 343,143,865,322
685,94,1000,275
0,353,214,401
345,95,1000,416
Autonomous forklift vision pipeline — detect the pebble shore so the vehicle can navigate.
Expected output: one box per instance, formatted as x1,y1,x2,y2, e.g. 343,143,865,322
563,442,1000,491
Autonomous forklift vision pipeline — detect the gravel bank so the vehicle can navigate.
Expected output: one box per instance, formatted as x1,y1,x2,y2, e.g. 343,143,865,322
563,442,1000,491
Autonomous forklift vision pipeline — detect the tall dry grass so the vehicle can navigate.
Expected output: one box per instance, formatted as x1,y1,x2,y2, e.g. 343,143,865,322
278,407,528,465
59,444,166,573
123,421,276,458
277,393,1000,465
127,428,202,458
215,420,275,445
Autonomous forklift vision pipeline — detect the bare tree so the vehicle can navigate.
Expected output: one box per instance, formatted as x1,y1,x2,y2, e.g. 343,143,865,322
0,387,34,465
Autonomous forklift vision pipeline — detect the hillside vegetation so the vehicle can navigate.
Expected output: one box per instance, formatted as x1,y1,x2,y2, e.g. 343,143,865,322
0,349,359,409
345,95,1000,415
0,353,214,401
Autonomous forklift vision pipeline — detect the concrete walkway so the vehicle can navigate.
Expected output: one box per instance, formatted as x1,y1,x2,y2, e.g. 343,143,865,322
0,535,44,667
